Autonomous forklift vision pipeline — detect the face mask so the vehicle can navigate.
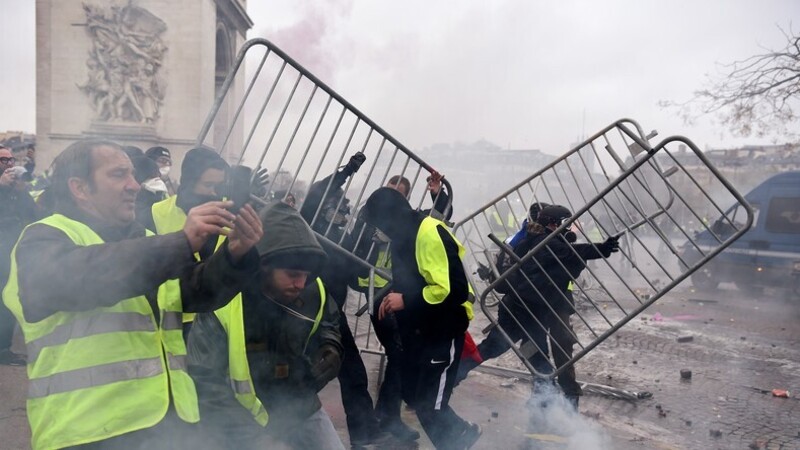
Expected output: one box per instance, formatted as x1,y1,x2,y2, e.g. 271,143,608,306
159,166,171,177
142,178,168,194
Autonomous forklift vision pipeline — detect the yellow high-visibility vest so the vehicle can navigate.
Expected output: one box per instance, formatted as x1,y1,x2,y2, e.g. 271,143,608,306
212,278,327,426
151,196,226,323
416,216,475,320
357,247,391,289
2,214,199,450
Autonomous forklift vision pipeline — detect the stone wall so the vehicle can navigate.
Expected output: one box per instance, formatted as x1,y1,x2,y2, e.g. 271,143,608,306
36,0,250,175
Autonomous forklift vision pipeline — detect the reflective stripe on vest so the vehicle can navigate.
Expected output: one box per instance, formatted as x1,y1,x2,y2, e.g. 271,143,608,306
2,214,200,450
415,217,474,321
214,278,327,427
357,247,391,288
151,196,225,323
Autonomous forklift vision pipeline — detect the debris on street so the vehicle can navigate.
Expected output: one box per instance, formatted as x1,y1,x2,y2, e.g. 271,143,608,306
771,389,791,398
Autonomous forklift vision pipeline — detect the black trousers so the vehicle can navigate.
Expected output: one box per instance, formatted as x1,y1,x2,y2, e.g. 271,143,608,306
401,331,469,450
370,301,405,424
335,294,380,441
0,302,15,351
465,298,582,397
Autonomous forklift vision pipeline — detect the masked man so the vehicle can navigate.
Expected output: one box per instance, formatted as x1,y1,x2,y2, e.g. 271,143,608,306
363,187,481,450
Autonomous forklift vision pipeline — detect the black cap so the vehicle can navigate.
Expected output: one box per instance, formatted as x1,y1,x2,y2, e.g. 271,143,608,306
146,146,171,160
528,202,550,222
536,205,572,227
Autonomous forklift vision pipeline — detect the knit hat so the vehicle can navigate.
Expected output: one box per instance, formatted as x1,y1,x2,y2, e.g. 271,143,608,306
256,201,328,273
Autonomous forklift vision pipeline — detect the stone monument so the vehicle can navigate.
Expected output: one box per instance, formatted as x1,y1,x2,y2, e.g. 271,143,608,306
36,0,251,168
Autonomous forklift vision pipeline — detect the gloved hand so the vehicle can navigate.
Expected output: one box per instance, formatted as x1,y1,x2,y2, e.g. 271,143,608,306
342,152,367,176
598,235,620,257
476,262,493,281
310,344,342,391
250,167,269,199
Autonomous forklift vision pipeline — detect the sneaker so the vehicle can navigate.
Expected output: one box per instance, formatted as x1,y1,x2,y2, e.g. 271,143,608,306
0,350,25,366
380,419,420,442
458,422,482,449
350,429,392,448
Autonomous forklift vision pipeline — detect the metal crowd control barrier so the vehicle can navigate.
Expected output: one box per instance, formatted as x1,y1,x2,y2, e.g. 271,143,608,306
196,38,457,368
453,119,753,379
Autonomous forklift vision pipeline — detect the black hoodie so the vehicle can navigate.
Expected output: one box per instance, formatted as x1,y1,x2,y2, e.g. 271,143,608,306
363,188,470,338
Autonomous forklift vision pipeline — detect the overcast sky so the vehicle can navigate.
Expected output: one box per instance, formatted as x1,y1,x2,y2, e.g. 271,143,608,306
2,1,798,155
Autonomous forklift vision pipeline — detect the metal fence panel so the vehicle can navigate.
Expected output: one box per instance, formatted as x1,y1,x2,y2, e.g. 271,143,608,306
453,119,753,379
197,38,456,284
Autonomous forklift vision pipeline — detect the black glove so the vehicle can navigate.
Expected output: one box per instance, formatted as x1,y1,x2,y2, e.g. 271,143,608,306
342,152,367,176
598,236,620,257
476,262,493,281
310,344,341,391
251,167,269,199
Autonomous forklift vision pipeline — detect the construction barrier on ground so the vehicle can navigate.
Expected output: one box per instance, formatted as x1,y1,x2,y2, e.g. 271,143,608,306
452,119,753,379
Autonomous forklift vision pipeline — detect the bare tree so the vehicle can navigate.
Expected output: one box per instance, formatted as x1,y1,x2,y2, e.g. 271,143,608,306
662,26,800,140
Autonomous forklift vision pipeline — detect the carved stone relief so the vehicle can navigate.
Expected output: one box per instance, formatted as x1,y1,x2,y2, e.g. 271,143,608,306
78,2,168,124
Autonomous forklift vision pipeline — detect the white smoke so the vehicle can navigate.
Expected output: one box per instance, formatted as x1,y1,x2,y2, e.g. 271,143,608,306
525,383,610,450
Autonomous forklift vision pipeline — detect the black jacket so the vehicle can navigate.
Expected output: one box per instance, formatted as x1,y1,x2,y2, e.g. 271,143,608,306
0,186,39,287
508,231,608,313
364,188,470,338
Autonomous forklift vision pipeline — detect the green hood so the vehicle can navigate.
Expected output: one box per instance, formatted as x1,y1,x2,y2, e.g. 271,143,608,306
256,201,327,272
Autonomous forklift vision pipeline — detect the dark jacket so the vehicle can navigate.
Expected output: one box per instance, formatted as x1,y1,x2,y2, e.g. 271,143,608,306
13,203,257,324
508,231,608,313
0,186,40,287
187,202,342,445
364,188,470,339
346,186,453,290
299,170,354,305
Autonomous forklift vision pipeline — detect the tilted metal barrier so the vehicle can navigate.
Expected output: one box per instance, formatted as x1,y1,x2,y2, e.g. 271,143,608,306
196,38,457,292
453,119,753,379
196,38,461,366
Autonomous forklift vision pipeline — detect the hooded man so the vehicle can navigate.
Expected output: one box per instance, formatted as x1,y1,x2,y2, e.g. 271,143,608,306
146,147,229,256
363,187,481,450
144,147,231,332
188,201,345,450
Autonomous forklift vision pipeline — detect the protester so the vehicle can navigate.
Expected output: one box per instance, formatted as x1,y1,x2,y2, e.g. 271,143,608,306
2,139,262,449
146,146,176,195
188,201,345,450
458,205,619,410
345,173,458,442
0,145,40,366
298,151,392,446
144,147,230,335
363,187,481,450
